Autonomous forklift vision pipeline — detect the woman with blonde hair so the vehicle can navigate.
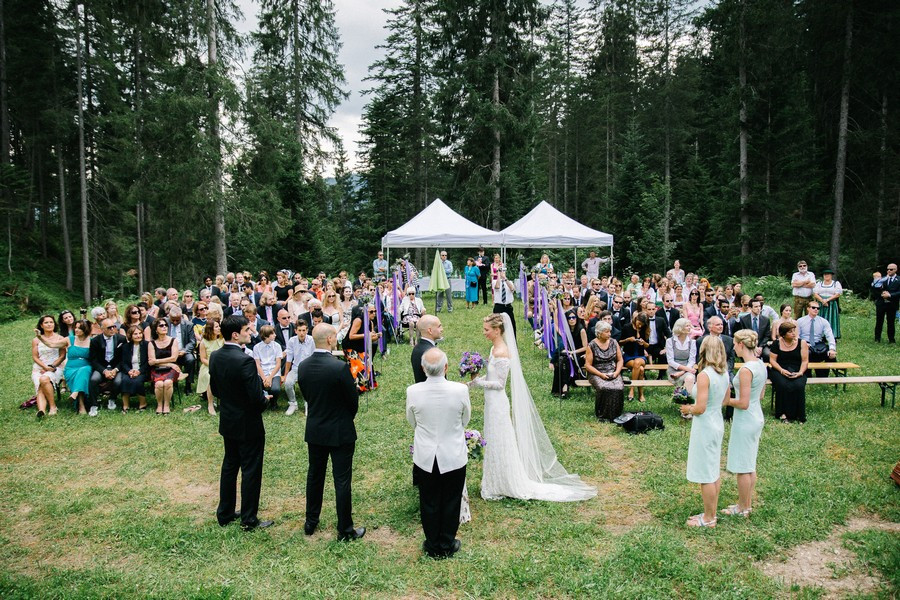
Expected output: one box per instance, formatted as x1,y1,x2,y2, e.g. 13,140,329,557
197,320,224,415
679,336,729,528
721,329,766,518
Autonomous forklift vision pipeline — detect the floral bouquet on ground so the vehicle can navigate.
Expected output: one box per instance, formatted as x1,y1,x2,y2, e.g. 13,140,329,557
465,429,487,460
672,386,692,405
459,351,485,378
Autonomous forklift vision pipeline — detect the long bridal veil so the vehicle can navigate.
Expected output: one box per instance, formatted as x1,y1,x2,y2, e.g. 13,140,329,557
499,313,596,500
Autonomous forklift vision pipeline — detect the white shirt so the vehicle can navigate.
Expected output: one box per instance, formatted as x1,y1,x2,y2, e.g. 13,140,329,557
666,268,685,285
492,278,515,305
285,335,315,375
581,257,602,280
665,335,697,370
792,271,815,297
252,340,282,374
406,376,472,473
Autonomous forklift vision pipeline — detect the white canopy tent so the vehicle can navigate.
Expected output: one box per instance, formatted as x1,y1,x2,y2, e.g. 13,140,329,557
500,201,615,274
381,198,504,253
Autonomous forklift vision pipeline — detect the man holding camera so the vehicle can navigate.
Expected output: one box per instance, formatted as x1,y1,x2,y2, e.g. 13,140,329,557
492,264,517,338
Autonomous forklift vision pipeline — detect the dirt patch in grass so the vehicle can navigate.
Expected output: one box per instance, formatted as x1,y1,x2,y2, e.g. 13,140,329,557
153,470,217,518
758,515,900,598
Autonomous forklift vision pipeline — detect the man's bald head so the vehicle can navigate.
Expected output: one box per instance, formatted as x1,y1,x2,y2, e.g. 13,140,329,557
312,323,337,349
417,315,443,341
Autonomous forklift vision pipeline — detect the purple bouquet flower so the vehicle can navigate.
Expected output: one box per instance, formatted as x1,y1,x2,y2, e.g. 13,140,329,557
464,429,487,460
672,386,692,405
459,351,485,378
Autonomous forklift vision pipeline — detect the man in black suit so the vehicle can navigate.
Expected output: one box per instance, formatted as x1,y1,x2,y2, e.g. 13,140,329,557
475,247,490,305
88,318,126,415
166,306,196,394
704,297,735,336
411,315,444,384
659,294,680,330
257,292,282,325
610,295,630,330
273,309,295,355
297,323,365,542
646,304,672,366
872,263,900,343
224,292,244,318
201,276,221,301
243,305,269,349
733,299,772,360
210,315,272,531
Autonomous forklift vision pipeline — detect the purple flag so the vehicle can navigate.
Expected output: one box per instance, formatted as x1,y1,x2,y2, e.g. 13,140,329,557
541,288,554,357
532,274,540,331
519,262,527,322
363,306,374,387
375,288,386,355
405,260,413,290
392,272,401,325
557,299,576,378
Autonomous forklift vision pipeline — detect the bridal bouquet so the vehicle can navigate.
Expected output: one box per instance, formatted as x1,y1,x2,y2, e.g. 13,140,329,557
672,386,692,405
465,429,487,460
459,351,485,378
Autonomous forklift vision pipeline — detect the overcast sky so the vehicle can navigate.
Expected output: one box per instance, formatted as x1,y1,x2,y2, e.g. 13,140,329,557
234,0,401,174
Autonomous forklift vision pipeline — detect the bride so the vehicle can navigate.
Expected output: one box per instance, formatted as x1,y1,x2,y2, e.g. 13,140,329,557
469,313,596,502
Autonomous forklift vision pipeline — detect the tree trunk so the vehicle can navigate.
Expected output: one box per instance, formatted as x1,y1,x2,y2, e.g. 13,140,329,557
876,91,886,264
738,0,749,277
77,5,91,306
0,0,8,166
208,0,227,275
57,145,72,290
136,202,144,293
491,67,501,230
829,2,852,273
664,130,671,264
39,154,47,258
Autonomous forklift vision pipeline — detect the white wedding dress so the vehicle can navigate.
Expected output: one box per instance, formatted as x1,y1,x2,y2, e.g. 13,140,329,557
472,314,596,502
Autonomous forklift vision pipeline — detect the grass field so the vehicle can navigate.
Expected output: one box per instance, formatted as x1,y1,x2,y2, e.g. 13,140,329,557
1,300,898,599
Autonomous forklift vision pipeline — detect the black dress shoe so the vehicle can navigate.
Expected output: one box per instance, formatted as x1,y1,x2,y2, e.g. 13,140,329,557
337,526,365,541
218,512,241,527
449,539,461,555
241,519,274,531
304,521,317,536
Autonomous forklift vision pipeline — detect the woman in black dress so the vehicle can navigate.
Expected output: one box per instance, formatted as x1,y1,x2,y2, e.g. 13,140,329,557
620,312,650,402
768,321,809,423
550,309,588,398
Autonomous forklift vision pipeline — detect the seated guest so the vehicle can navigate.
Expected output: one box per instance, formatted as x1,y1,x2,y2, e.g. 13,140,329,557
772,304,794,342
666,318,697,390
119,325,149,412
243,305,266,349
610,295,630,328
597,310,621,341
58,309,76,337
90,306,107,336
620,313,650,402
321,289,345,329
167,307,197,394
399,286,426,345
660,294,680,330
284,320,315,416
148,319,180,415
191,301,209,339
89,318,126,416
297,298,323,329
252,325,282,409
343,304,381,392
696,316,735,379
646,303,672,365
206,302,224,324
32,315,67,419
795,301,836,377
224,293,244,318
197,319,225,415
257,292,281,325
769,321,809,423
273,309,295,352
120,303,143,336
585,321,625,422
733,299,772,360
550,310,588,398
64,319,93,414
105,301,122,329
180,290,196,319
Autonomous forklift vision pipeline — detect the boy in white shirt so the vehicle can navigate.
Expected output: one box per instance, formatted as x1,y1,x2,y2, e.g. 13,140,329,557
284,321,315,416
252,325,282,408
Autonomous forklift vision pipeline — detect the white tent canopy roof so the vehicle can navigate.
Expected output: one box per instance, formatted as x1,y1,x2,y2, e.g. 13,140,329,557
381,198,504,248
500,201,614,248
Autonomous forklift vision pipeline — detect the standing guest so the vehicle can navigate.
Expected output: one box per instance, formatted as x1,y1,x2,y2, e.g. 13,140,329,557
284,320,315,416
64,319,93,414
411,315,443,384
666,260,685,286
584,321,624,422
679,337,729,528
871,263,899,343
373,250,389,283
435,250,454,314
492,265,517,339
620,313,650,402
666,318,697,390
772,304,794,343
88,318,126,416
769,321,809,423
490,253,503,283
791,260,816,318
581,250,603,281
148,319,180,415
198,320,225,416
721,330,766,518
297,323,365,541
475,246,490,305
682,289,705,339
31,315,67,419
211,315,272,531
813,269,844,340
252,325,283,408
796,302,836,377
464,258,480,309
407,347,471,558
119,325,149,412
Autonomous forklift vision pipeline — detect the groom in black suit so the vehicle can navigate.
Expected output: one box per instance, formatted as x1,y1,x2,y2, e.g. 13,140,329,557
411,315,444,384
211,315,272,531
297,323,365,541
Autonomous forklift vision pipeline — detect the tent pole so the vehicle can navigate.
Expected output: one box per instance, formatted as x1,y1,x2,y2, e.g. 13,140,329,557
610,248,614,279
574,248,577,275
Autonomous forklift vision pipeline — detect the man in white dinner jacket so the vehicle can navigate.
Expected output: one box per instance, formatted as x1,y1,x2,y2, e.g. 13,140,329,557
406,347,471,559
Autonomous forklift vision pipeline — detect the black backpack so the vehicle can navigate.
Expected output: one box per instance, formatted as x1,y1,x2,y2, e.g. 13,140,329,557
616,411,665,434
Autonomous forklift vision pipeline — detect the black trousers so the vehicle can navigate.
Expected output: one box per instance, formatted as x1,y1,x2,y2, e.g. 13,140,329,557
306,442,355,536
217,435,265,527
176,352,196,392
479,274,489,304
808,349,835,377
88,370,122,408
493,302,516,339
875,302,897,342
415,460,466,557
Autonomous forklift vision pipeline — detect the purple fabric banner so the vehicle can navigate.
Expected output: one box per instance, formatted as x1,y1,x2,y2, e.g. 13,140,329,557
557,299,576,378
519,262,527,322
363,306,374,387
532,275,540,331
541,288,554,358
392,272,401,325
375,288,386,355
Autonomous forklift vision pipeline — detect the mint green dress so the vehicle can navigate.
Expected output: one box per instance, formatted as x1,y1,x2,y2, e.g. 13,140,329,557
686,367,729,483
726,361,766,473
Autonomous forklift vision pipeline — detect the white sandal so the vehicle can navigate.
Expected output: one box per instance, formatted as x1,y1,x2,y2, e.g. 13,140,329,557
686,513,717,528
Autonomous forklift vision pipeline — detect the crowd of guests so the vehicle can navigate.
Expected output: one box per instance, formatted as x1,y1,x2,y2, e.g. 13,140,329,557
28,265,434,419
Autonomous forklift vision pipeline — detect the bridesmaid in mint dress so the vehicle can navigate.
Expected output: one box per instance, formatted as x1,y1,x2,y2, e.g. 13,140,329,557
64,319,93,414
679,336,730,528
721,330,766,517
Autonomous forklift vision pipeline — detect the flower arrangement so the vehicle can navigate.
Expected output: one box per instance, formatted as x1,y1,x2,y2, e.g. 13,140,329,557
548,288,564,301
465,429,487,460
672,386,692,405
459,351,485,378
